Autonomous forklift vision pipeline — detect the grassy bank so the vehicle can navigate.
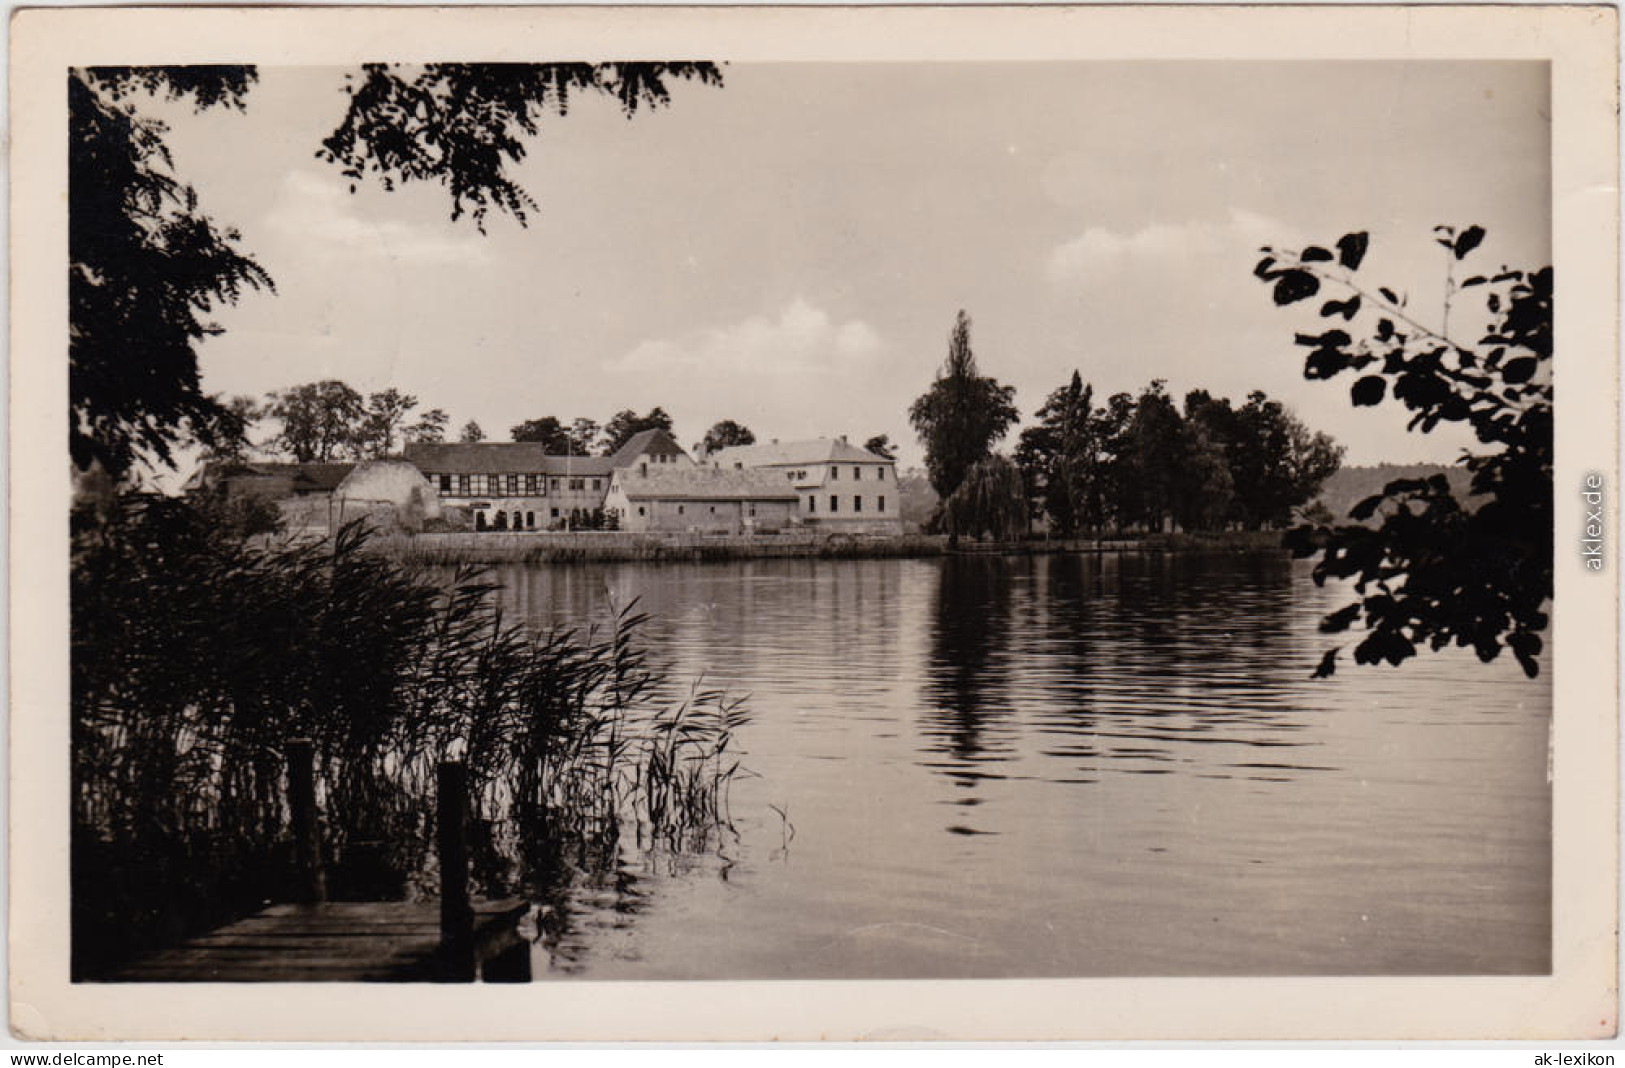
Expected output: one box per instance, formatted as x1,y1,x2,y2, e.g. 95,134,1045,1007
365,529,1285,565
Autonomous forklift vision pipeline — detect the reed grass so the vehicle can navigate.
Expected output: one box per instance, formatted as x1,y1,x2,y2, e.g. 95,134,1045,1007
71,493,750,977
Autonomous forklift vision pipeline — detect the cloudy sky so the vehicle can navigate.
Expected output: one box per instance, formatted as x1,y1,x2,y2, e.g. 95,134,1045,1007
156,61,1550,469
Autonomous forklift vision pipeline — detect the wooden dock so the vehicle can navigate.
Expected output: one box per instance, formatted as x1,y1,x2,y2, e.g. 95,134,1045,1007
112,746,533,983
112,899,532,983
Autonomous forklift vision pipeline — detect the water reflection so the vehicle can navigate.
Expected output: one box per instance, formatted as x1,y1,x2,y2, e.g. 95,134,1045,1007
467,552,1550,978
921,556,1018,792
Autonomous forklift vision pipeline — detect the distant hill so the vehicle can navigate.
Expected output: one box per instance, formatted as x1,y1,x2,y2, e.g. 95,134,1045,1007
1313,462,1474,523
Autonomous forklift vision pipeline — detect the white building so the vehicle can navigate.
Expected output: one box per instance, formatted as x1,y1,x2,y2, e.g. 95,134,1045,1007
706,438,903,535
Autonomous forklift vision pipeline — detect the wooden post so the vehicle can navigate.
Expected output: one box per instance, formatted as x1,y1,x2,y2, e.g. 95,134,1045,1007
437,760,474,982
287,739,326,904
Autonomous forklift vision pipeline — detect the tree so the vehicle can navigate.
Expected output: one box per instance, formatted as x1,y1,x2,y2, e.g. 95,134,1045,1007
863,434,896,461
1256,226,1551,677
602,407,674,455
459,420,486,444
908,310,1019,502
1225,391,1343,529
70,68,274,477
403,407,450,445
199,394,262,465
510,416,571,452
700,419,756,454
941,455,1028,542
1171,421,1236,532
568,417,603,456
1015,371,1104,537
69,62,722,477
318,63,724,231
265,380,366,462
1096,391,1138,532
359,388,420,458
1125,380,1184,532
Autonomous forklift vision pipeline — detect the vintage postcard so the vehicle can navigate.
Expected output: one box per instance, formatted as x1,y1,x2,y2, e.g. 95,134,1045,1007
9,3,1619,1043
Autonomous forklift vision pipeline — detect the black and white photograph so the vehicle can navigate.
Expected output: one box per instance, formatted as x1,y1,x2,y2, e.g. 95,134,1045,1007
9,3,1618,1043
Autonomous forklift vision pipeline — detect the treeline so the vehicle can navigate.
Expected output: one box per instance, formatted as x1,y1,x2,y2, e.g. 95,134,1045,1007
219,380,906,471
211,383,696,465
1014,375,1344,535
907,311,1343,540
1311,463,1473,526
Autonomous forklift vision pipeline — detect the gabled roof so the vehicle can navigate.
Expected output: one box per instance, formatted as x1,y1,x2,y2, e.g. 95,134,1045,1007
613,467,799,502
403,443,614,476
709,438,889,468
609,428,687,465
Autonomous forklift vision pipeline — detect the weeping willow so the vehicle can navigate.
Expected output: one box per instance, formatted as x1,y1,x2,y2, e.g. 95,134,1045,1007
941,455,1029,542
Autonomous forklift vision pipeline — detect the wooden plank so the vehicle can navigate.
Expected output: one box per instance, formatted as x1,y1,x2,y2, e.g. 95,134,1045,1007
112,898,531,983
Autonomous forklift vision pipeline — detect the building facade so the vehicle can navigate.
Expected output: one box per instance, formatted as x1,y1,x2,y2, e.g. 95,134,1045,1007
404,429,693,531
605,467,800,534
706,438,903,535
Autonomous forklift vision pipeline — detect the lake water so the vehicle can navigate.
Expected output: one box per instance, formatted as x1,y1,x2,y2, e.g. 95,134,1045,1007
490,552,1550,978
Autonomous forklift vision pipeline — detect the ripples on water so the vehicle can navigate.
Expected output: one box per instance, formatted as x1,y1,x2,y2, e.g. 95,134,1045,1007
487,552,1551,979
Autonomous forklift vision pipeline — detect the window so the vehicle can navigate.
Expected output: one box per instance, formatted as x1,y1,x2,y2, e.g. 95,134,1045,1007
638,506,646,517
709,505,716,514
470,474,488,496
550,478,560,491
490,475,503,496
457,474,470,496
640,463,648,478
591,478,602,490
678,505,685,516
854,467,861,480
748,504,757,517
569,478,585,491
808,496,816,514
878,495,886,512
830,466,839,480
512,511,522,529
829,495,838,513
878,467,886,481
854,496,862,512
551,507,560,519
439,474,452,494
526,511,535,528
786,471,794,481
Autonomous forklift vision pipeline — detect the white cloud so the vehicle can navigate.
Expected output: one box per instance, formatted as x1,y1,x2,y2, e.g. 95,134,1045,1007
264,171,490,267
607,298,885,376
1047,208,1287,285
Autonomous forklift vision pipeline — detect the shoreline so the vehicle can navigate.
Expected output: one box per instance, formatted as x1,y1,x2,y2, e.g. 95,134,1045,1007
362,529,1288,565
